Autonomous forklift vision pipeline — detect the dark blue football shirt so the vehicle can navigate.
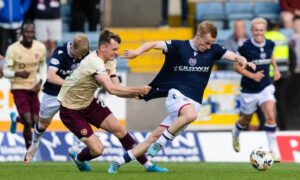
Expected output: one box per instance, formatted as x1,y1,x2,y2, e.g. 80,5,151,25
238,38,275,93
143,40,227,104
43,43,87,96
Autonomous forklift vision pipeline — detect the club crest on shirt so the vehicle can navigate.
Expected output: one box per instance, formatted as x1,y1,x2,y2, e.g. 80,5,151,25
189,58,197,66
80,129,88,136
260,52,266,59
35,53,40,60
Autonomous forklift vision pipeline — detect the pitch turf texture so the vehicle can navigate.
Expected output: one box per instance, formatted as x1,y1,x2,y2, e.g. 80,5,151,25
0,162,299,180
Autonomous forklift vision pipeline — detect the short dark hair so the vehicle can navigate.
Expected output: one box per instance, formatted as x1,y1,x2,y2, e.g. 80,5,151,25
98,30,121,47
21,20,35,32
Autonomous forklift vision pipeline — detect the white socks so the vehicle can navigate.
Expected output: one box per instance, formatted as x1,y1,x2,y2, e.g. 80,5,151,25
232,122,247,137
157,129,175,146
264,124,277,152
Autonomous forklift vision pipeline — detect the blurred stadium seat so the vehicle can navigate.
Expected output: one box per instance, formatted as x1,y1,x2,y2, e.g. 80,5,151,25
254,2,280,21
225,2,254,20
195,2,225,21
60,3,71,32
217,29,232,41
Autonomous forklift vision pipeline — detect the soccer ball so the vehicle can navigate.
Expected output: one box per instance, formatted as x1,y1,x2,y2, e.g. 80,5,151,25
250,147,274,171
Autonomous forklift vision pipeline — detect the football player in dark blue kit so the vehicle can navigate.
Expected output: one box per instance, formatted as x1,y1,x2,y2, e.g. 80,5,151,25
231,18,281,161
24,33,90,163
108,21,256,173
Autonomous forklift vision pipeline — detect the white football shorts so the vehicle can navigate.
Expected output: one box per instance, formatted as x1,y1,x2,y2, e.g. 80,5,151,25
34,19,62,41
39,93,60,119
161,88,201,127
240,84,276,115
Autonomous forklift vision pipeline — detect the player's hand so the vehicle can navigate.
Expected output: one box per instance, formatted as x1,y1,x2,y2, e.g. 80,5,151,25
251,70,265,82
31,80,42,92
16,70,30,78
236,56,256,70
0,54,3,60
273,69,281,81
139,85,151,95
246,62,256,71
133,85,151,99
124,49,139,59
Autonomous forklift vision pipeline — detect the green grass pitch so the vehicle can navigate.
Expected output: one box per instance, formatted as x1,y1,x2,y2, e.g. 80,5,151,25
0,162,299,180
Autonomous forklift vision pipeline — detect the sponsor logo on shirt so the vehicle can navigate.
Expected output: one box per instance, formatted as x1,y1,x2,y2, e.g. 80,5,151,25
189,58,197,66
174,66,210,72
252,59,271,65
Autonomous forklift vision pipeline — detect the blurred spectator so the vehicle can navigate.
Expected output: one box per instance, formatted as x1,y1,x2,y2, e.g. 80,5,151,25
159,0,188,27
265,20,289,130
25,0,36,22
219,20,249,70
279,0,300,29
70,0,101,32
287,16,300,112
0,0,31,55
224,20,249,53
32,0,62,61
0,54,4,78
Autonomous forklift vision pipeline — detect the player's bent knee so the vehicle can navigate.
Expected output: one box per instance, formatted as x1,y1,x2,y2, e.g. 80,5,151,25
24,120,33,128
113,127,127,139
184,113,197,124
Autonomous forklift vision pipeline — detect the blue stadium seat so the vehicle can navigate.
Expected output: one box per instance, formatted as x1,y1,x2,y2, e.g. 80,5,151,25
61,4,71,32
217,29,233,41
116,57,129,72
254,2,280,21
195,2,225,22
212,20,225,30
225,2,254,20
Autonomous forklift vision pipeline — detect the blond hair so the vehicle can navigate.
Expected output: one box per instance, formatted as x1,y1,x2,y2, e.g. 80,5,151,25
196,21,218,38
251,18,267,29
72,33,89,55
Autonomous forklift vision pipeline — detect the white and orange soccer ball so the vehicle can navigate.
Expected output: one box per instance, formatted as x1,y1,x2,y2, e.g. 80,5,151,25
250,147,274,171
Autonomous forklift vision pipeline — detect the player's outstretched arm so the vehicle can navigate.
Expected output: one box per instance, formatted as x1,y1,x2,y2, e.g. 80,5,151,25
223,51,256,70
95,73,151,98
124,41,166,59
47,67,65,85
